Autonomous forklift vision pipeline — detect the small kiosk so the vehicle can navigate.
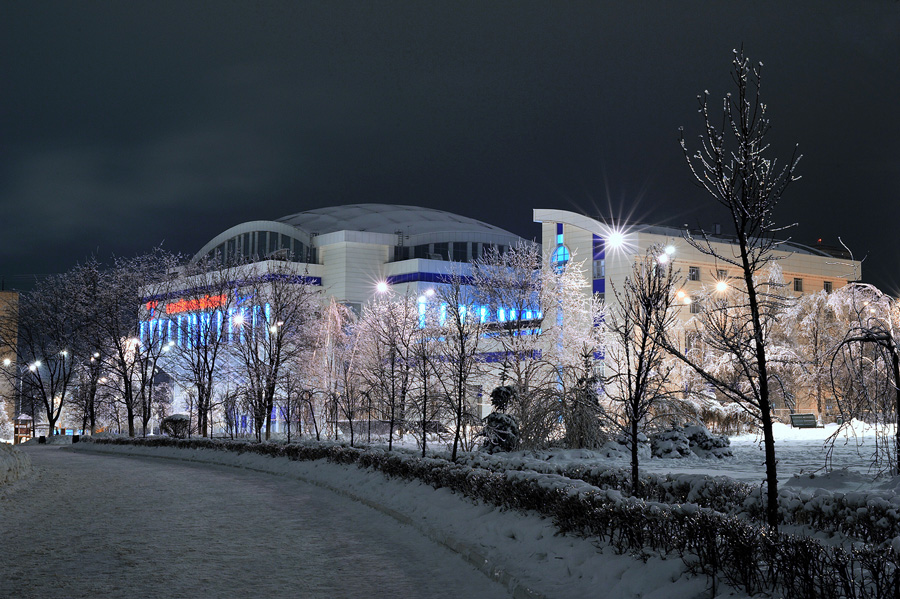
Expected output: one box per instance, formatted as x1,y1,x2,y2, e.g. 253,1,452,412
14,414,32,445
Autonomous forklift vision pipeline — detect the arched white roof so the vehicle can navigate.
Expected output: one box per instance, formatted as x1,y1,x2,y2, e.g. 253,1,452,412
277,203,517,237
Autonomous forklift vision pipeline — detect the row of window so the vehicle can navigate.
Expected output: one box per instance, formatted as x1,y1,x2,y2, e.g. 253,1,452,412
205,231,317,265
393,242,508,263
686,266,833,293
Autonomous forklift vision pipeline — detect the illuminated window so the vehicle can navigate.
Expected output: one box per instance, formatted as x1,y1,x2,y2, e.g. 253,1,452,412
551,245,570,271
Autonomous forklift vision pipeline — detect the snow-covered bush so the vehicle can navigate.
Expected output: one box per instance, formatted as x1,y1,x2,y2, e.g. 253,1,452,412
648,426,731,459
0,403,12,442
650,429,692,458
683,425,732,458
0,443,31,486
160,414,190,438
479,412,520,453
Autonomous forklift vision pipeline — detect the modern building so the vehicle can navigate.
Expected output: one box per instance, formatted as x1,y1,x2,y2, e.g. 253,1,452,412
139,204,536,434
191,204,531,312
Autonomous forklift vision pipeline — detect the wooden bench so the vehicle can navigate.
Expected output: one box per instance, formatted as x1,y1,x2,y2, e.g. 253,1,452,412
789,413,819,428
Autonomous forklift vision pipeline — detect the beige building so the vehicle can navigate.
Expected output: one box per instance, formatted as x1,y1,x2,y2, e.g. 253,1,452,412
534,208,862,418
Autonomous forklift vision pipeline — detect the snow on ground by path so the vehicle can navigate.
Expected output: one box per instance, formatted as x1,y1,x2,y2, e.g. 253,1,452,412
63,442,748,599
0,442,30,486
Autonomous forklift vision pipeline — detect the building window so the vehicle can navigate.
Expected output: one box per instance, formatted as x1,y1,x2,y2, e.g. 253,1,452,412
690,300,702,314
551,245,570,272
824,281,833,293
433,242,449,261
689,266,700,281
794,278,803,292
717,269,727,280
593,259,605,279
452,242,467,262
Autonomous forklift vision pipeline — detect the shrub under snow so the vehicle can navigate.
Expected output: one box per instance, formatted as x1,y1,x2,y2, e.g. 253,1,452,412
0,443,31,486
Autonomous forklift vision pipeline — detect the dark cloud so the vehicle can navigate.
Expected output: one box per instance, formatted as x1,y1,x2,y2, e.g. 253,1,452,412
2,1,898,290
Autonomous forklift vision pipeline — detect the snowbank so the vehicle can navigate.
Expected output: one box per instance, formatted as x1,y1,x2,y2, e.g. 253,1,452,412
0,443,31,486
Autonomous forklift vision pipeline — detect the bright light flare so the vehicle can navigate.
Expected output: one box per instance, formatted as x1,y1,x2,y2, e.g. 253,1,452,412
607,230,625,249
376,281,389,294
233,313,246,326
716,281,729,293
664,245,675,255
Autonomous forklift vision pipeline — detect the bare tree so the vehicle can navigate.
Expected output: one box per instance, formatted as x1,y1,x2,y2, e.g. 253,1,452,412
95,249,182,436
664,49,802,530
2,272,84,436
166,258,241,437
431,268,486,461
226,261,320,441
605,245,679,495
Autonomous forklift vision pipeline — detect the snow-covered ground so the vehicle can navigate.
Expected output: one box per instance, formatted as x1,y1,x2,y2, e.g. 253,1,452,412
4,421,896,598
60,441,742,599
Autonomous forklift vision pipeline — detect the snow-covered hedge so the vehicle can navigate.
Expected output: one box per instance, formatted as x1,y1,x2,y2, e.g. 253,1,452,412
85,436,898,599
459,451,900,545
0,443,31,486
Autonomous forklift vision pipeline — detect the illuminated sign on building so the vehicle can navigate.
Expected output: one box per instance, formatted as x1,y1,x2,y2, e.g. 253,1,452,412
145,294,228,316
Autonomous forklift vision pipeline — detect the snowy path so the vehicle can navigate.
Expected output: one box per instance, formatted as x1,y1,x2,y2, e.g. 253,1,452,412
0,446,511,599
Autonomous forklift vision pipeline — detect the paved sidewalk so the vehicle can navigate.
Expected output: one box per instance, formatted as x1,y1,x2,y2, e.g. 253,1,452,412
0,446,509,599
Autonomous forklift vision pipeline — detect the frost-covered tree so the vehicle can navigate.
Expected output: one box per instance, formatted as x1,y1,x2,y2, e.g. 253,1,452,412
311,298,356,441
605,245,679,495
829,283,900,475
775,289,844,418
472,243,558,448
357,292,418,450
665,49,802,530
544,256,607,449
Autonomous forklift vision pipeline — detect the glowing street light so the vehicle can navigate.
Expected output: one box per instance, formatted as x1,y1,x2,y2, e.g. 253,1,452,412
607,230,625,249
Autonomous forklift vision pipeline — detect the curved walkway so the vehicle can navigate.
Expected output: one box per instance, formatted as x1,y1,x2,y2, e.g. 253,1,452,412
0,446,510,599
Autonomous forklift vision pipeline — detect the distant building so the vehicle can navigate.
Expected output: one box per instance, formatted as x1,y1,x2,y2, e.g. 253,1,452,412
0,290,19,430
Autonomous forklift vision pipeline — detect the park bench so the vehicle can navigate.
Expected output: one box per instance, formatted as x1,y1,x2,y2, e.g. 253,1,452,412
789,413,819,428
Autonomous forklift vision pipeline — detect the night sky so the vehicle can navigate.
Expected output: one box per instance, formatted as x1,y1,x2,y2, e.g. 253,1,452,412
3,2,899,292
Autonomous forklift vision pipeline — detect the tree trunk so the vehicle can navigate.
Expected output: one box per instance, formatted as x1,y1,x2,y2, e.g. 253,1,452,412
630,418,640,497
